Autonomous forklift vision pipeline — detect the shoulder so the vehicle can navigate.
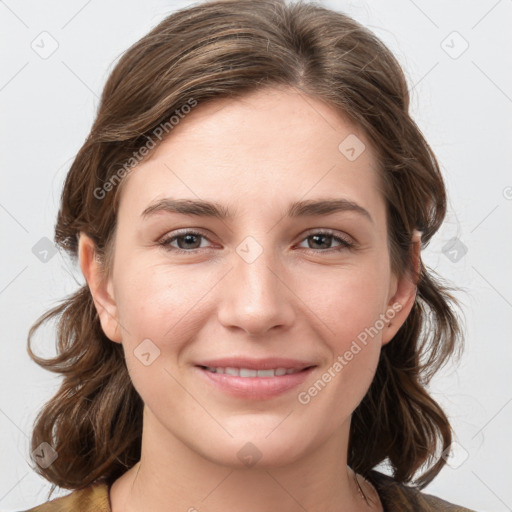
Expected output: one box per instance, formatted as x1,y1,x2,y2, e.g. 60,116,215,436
20,482,110,512
367,470,477,512
19,473,477,512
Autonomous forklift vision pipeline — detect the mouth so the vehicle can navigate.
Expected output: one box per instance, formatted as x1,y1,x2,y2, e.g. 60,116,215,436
197,365,313,377
194,359,317,399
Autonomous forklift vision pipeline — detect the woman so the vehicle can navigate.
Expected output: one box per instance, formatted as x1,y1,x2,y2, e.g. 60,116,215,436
24,0,475,510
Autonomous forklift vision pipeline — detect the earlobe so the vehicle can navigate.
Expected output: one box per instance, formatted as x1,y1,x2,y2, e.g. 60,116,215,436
78,233,122,343
381,230,422,346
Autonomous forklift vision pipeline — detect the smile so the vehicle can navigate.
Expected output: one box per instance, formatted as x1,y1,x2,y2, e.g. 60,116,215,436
200,366,305,377
195,364,316,399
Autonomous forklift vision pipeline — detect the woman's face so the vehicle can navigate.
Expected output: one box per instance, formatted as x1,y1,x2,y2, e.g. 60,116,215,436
82,86,416,469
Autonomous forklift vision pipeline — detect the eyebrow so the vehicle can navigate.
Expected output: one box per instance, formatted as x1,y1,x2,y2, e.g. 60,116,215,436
141,197,373,223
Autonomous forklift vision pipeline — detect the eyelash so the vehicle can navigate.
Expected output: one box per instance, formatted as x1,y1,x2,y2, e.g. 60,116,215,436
158,229,355,255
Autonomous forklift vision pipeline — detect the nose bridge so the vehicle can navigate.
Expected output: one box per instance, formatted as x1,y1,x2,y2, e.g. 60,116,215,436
236,235,278,298
218,234,294,335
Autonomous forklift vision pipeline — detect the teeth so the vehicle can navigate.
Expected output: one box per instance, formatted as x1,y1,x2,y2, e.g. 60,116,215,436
256,369,275,377
204,366,303,377
240,368,258,377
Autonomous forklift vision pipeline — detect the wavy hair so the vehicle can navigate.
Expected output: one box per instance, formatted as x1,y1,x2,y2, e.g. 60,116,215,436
27,0,463,498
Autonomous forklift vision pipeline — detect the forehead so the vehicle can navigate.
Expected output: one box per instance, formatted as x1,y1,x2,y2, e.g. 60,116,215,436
117,86,385,224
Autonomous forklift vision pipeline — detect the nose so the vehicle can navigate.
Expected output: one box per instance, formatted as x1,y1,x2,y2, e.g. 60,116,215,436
217,242,296,337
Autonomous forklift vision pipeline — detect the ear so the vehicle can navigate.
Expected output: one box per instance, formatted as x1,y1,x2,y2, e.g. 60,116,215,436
78,233,122,343
381,230,422,346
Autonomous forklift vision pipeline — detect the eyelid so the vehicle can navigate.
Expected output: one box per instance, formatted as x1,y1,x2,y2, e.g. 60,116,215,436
158,228,212,246
300,228,354,245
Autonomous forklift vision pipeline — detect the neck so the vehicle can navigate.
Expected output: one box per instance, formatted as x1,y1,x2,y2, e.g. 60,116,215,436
110,406,371,512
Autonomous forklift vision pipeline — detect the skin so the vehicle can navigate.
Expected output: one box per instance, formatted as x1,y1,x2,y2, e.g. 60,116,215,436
79,85,420,512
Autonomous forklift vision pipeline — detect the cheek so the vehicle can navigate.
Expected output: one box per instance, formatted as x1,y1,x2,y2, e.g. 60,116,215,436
295,271,386,423
112,263,199,405
304,263,390,342
299,264,388,398
113,260,206,343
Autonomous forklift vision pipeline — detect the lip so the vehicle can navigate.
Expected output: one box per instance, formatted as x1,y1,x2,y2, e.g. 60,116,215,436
195,357,315,371
194,358,316,399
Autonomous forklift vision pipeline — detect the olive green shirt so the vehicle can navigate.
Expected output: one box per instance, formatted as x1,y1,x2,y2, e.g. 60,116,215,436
21,470,476,511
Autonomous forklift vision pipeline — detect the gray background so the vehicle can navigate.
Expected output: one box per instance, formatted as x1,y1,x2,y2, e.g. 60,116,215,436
1,0,511,510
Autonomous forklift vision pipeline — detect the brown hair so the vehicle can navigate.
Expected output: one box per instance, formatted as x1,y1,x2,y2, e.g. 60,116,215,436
27,0,463,497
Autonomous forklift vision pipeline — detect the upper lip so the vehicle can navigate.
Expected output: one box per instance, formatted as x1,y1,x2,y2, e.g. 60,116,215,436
195,357,316,371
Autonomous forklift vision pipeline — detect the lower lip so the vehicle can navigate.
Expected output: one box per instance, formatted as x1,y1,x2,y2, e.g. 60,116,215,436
196,366,315,399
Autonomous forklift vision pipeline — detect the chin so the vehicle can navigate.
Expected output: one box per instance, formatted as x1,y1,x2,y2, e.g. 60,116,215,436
197,432,312,470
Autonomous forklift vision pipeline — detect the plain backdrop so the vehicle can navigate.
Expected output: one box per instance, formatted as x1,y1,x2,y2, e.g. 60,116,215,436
1,0,511,510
